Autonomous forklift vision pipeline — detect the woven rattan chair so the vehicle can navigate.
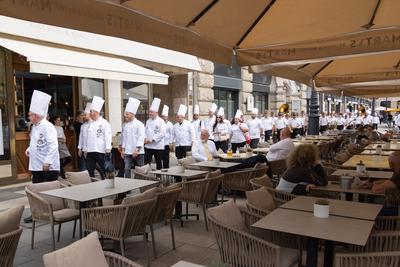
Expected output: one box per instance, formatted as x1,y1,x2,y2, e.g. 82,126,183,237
250,175,273,189
335,251,400,267
375,216,400,231
104,251,144,267
268,159,287,186
253,163,269,177
245,200,269,217
25,182,79,250
222,168,258,201
265,187,296,206
81,197,156,262
384,189,400,208
149,185,182,258
348,231,400,253
0,228,23,267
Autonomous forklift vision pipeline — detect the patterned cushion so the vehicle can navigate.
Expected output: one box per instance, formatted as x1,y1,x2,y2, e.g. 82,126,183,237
122,187,159,205
65,171,91,185
178,156,196,166
0,205,24,235
26,181,65,211
135,164,153,174
246,188,275,212
208,199,248,232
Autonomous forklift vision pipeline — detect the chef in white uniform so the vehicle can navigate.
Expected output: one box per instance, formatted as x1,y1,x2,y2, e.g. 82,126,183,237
372,112,380,130
230,110,248,153
247,108,264,148
161,105,173,168
192,129,218,162
204,103,217,141
85,96,112,178
274,113,286,141
192,104,205,141
319,113,329,133
121,97,145,178
262,110,275,141
144,98,166,170
77,103,91,171
173,104,195,159
25,90,60,183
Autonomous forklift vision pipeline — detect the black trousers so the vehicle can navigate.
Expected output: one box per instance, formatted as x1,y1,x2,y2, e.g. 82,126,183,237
276,129,283,141
175,146,191,159
86,152,105,178
162,145,170,169
320,125,327,133
32,171,59,184
291,128,301,138
231,142,246,153
337,125,344,130
373,123,378,130
145,148,164,170
250,138,259,149
215,141,228,152
264,130,272,141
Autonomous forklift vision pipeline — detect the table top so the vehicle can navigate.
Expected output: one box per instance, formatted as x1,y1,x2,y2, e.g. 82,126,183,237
305,136,336,140
41,178,157,202
361,150,392,156
218,153,256,160
342,154,390,170
171,261,206,267
280,196,382,220
252,208,375,246
312,182,384,197
150,166,209,178
252,147,269,154
331,169,393,179
189,161,240,169
365,143,400,151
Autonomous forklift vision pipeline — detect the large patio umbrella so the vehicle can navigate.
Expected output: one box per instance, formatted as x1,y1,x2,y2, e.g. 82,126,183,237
316,85,400,98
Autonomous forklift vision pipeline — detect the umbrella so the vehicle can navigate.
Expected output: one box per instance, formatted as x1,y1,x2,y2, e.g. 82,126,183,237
384,108,400,112
375,106,388,111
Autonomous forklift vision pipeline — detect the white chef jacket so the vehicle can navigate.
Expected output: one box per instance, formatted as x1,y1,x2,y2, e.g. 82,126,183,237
230,123,248,143
85,116,112,154
164,120,174,146
319,117,328,126
266,138,295,161
27,119,60,171
192,119,205,141
204,116,216,140
145,116,166,150
300,116,308,126
288,118,302,129
213,122,230,142
262,117,275,131
173,120,195,146
192,140,217,162
78,122,90,151
247,118,264,139
274,118,286,130
372,116,380,124
365,115,373,125
395,115,400,126
337,117,346,126
354,116,362,125
122,118,145,155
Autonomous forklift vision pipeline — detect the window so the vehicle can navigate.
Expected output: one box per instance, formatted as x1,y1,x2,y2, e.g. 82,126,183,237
122,81,149,123
213,87,238,120
253,92,268,114
213,62,241,79
0,49,10,160
80,78,104,110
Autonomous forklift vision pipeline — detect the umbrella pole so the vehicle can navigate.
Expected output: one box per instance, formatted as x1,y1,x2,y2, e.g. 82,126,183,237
371,98,376,115
308,82,320,135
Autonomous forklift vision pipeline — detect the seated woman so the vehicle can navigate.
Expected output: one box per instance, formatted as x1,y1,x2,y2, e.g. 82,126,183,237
276,144,327,195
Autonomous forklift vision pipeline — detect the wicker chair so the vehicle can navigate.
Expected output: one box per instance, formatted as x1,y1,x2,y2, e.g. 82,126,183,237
348,231,400,253
104,251,144,267
0,228,23,267
132,171,161,193
384,189,400,208
265,187,296,206
25,182,79,250
375,216,400,231
222,168,258,201
253,163,269,177
335,251,400,267
81,197,156,262
250,175,273,189
268,159,287,186
149,185,182,258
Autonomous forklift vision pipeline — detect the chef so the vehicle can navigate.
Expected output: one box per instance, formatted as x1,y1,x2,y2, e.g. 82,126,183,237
77,103,91,171
161,105,173,168
144,97,166,170
204,103,218,141
85,96,112,178
173,104,195,159
247,108,264,148
121,97,145,178
262,110,275,141
192,104,205,141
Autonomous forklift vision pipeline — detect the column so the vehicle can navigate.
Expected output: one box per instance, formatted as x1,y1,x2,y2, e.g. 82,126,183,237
106,80,122,135
308,88,320,135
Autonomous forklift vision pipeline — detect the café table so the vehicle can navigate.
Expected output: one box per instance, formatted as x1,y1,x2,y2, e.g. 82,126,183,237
305,135,336,141
365,143,400,151
331,169,393,179
360,150,392,156
42,178,157,237
252,147,269,154
342,154,390,170
312,182,384,201
252,196,382,267
218,152,256,161
189,161,240,170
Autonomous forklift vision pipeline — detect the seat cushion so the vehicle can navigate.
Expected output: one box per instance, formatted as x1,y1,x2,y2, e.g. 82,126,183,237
0,205,24,235
178,156,196,166
65,171,91,185
122,187,159,205
43,231,108,267
208,199,248,233
135,164,152,174
26,181,65,211
246,188,275,212
53,209,80,222
280,247,300,267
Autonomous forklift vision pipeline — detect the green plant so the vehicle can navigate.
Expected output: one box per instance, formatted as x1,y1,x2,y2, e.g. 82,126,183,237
315,199,329,205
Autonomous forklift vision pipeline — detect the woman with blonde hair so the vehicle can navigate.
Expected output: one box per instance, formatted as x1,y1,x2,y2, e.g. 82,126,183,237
276,144,327,195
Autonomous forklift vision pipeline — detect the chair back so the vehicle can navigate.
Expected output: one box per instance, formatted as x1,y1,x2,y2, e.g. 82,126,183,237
253,163,268,177
335,251,400,267
203,174,224,203
122,197,157,238
265,187,296,206
249,175,273,189
133,171,160,192
375,216,400,231
349,231,400,253
384,189,400,208
223,169,257,192
179,179,208,204
150,185,182,224
206,169,222,178
268,159,287,177
0,228,23,267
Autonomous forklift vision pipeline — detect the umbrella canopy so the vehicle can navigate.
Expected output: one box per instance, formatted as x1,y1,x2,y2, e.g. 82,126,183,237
316,85,400,98
375,106,388,111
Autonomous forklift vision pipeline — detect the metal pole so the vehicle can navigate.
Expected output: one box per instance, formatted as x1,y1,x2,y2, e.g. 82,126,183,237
308,85,320,135
371,98,376,114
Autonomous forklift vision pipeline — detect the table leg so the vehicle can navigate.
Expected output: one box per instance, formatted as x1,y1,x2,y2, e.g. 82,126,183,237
306,237,318,267
79,201,87,238
324,240,334,267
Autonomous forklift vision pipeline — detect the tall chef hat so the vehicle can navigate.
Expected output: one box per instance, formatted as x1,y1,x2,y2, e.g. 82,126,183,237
161,105,169,117
29,90,51,117
177,104,187,117
84,103,92,114
91,96,105,113
235,109,242,119
252,108,258,115
150,97,161,112
194,104,200,115
217,107,224,117
209,103,218,113
125,97,140,114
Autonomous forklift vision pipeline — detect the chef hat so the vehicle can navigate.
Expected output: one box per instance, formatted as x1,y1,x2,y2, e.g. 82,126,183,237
252,108,258,115
209,103,218,113
194,104,200,115
217,107,224,117
161,105,169,117
29,90,51,117
234,109,242,119
91,96,104,113
150,97,161,112
125,97,140,114
177,104,187,117
83,103,92,114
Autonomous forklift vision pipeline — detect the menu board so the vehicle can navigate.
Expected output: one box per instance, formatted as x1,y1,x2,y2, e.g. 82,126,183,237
0,109,3,155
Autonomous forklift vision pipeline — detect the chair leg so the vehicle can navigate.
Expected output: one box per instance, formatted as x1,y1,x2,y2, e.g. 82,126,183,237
202,205,209,232
51,224,56,251
72,220,77,239
143,233,150,267
57,223,62,242
31,220,36,249
185,202,189,220
170,220,176,250
150,224,157,258
120,239,125,257
233,190,237,202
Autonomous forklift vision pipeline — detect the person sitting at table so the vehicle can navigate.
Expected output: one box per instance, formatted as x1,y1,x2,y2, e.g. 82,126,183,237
365,125,380,142
355,126,370,146
192,129,218,162
266,127,294,162
276,144,327,195
372,151,400,194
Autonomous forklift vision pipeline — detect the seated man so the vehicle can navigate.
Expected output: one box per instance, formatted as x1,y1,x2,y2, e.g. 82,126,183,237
192,129,217,162
266,127,295,162
372,151,400,194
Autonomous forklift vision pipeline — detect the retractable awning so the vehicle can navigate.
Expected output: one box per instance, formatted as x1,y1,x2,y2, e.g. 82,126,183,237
0,36,168,85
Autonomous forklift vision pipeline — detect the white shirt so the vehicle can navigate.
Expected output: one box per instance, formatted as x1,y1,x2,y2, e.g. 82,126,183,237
319,117,328,126
365,115,373,125
55,126,66,140
274,117,286,129
204,116,216,140
395,115,400,126
122,118,145,155
372,116,380,124
266,138,294,161
230,123,248,143
145,116,166,150
336,117,346,126
164,121,174,146
300,116,307,127
85,116,112,153
213,122,230,142
192,119,205,141
78,122,90,151
247,118,264,139
288,117,302,129
173,120,195,146
262,117,275,131
192,140,217,162
27,119,60,171
354,116,362,124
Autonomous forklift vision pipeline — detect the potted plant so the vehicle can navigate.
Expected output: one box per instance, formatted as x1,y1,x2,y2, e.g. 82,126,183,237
314,199,330,218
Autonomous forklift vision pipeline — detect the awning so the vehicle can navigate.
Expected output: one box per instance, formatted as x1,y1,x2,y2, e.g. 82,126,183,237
0,36,168,85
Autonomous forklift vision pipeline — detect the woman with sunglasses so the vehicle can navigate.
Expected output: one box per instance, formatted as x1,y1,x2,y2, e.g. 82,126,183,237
230,110,248,153
213,107,230,152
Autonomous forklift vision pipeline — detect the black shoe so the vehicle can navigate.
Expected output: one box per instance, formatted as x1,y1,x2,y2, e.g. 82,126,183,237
24,216,32,223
